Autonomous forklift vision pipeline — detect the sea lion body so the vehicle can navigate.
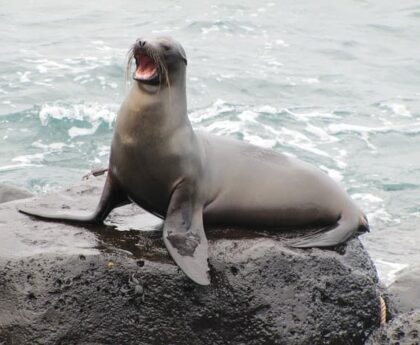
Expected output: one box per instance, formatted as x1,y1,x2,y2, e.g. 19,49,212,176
19,37,369,285
200,133,350,228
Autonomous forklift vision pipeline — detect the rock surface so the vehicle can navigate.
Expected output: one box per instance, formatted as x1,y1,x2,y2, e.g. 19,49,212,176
388,265,420,313
0,176,383,345
0,184,32,204
365,311,420,345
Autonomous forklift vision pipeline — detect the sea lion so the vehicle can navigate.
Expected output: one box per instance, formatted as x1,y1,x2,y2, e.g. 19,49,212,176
19,36,369,285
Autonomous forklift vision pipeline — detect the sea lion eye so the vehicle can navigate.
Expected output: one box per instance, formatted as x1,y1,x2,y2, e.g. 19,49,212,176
162,44,171,51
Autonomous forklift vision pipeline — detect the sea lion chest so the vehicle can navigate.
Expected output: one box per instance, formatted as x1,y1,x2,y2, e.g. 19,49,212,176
109,102,184,215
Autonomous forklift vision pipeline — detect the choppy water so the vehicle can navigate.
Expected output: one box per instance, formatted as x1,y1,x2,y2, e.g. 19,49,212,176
1,0,419,285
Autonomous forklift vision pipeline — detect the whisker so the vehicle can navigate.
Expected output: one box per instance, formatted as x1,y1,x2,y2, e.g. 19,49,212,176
125,46,135,89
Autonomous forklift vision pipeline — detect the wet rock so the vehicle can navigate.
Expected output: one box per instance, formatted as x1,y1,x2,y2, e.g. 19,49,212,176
0,184,32,204
365,311,420,345
388,265,420,313
0,177,382,345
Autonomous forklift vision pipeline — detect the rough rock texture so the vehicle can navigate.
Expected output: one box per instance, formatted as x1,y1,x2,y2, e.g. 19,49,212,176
0,177,383,345
0,184,32,204
388,265,420,313
365,311,420,345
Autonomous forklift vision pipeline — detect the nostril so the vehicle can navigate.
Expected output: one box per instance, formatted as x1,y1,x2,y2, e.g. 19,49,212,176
138,40,146,48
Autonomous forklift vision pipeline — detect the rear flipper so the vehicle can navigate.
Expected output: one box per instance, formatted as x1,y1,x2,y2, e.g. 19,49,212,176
289,207,369,248
163,180,210,286
18,174,129,224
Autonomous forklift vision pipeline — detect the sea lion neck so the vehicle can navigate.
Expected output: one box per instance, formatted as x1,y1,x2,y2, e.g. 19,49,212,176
136,75,187,125
114,73,191,146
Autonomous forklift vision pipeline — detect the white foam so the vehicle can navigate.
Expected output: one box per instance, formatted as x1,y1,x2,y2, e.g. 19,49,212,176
255,105,277,114
12,153,45,164
237,110,259,122
243,134,276,148
374,259,408,286
276,127,331,158
34,81,53,88
275,39,289,47
366,208,393,227
201,25,220,35
191,100,334,159
32,141,68,150
350,191,391,226
97,145,110,157
24,54,116,82
205,120,242,135
320,165,343,182
95,45,112,52
219,73,235,79
302,78,320,84
0,163,44,172
31,58,72,74
190,99,234,122
31,183,58,195
17,71,31,83
68,122,101,138
305,124,339,143
266,60,283,67
352,193,383,203
238,25,255,32
361,132,377,151
19,49,42,57
152,27,180,34
285,108,340,122
328,122,420,135
73,74,91,82
380,102,412,117
39,102,117,127
328,123,377,134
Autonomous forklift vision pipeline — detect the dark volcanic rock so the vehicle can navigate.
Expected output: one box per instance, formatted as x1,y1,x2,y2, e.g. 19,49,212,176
0,184,32,204
365,311,420,345
388,265,420,313
0,177,382,345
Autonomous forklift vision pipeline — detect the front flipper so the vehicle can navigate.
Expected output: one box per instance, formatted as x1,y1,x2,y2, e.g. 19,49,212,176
19,174,129,224
163,181,210,285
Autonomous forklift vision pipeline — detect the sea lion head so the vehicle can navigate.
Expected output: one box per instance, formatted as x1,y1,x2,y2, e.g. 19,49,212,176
128,36,187,91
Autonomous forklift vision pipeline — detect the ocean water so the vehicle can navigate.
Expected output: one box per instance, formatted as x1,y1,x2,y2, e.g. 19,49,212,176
1,0,419,285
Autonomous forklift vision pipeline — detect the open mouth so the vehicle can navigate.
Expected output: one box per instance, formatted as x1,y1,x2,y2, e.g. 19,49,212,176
134,53,158,82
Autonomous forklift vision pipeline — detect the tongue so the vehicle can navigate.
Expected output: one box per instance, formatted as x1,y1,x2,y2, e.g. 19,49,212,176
136,54,157,80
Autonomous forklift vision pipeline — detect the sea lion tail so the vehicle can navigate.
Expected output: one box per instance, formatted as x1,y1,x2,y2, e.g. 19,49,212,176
289,205,369,248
